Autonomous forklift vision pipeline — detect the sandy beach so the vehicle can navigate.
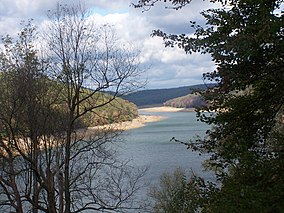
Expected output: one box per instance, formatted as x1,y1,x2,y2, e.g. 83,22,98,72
106,114,165,130
86,114,165,133
83,106,193,135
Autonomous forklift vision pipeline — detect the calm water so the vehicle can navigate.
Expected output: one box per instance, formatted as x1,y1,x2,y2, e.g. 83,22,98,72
0,110,213,213
117,110,214,198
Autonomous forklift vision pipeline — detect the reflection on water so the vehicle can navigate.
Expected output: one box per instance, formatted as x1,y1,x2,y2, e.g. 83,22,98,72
117,111,214,202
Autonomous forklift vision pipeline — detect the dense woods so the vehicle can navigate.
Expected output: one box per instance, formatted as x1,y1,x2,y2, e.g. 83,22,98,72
123,84,212,107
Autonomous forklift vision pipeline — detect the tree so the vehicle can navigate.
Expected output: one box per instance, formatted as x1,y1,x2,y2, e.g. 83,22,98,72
134,0,284,212
0,22,62,213
0,4,146,213
45,4,145,213
149,168,192,213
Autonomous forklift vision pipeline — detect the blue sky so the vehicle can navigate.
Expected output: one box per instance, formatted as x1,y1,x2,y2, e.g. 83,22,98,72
0,0,217,89
90,6,128,16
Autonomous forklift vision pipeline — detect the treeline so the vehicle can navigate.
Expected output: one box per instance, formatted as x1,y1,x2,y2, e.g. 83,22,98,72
123,84,214,107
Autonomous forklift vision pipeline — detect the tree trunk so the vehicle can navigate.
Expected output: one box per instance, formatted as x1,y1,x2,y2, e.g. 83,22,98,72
64,127,72,213
32,136,39,213
56,147,64,213
46,168,57,213
58,171,64,213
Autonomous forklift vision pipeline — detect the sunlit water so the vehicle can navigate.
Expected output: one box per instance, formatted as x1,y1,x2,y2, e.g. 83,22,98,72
117,110,215,206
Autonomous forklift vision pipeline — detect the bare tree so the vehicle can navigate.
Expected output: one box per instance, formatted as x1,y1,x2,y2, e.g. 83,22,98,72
0,4,146,213
44,3,145,213
0,22,67,213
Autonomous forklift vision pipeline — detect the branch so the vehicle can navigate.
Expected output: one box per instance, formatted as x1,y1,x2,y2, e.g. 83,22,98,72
132,0,192,11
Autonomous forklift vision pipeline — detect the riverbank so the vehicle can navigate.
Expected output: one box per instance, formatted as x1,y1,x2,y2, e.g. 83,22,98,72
86,114,165,133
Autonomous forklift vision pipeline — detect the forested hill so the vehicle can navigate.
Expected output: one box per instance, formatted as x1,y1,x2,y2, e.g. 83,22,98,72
0,73,138,128
164,94,207,108
123,84,215,107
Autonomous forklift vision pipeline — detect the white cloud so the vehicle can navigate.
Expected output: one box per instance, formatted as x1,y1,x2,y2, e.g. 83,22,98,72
160,47,188,64
0,0,217,89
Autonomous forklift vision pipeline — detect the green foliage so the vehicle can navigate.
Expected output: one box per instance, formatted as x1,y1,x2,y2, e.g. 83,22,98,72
143,0,284,212
149,168,219,213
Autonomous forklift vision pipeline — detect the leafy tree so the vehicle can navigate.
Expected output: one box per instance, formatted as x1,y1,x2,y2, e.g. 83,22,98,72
134,0,284,212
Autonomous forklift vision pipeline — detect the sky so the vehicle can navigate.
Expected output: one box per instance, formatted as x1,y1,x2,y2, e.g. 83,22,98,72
0,0,218,89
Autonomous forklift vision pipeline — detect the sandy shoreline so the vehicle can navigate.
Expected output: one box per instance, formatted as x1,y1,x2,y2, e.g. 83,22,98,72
107,114,165,130
86,114,165,133
101,106,195,130
2,107,189,156
84,106,193,134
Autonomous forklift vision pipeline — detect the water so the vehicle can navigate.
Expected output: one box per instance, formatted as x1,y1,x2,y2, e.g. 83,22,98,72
0,110,213,213
117,110,214,200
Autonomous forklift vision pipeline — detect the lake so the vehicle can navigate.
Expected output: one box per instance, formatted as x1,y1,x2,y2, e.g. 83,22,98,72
0,110,213,213
117,110,215,202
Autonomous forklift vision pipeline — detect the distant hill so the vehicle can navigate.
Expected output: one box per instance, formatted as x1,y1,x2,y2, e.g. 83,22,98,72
164,94,207,108
83,93,138,126
123,84,215,107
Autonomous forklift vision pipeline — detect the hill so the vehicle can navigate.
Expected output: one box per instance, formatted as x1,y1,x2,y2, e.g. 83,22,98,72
163,94,207,108
82,93,138,126
45,82,139,127
0,73,138,129
123,84,214,107
52,87,138,127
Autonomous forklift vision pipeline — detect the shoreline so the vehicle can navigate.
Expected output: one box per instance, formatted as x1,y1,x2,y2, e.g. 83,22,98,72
84,106,194,135
86,114,165,132
139,106,195,112
3,107,188,155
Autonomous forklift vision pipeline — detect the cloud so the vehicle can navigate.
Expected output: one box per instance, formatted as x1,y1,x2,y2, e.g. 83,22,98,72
0,0,217,89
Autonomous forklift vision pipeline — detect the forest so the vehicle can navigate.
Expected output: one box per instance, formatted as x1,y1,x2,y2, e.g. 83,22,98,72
123,84,212,107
